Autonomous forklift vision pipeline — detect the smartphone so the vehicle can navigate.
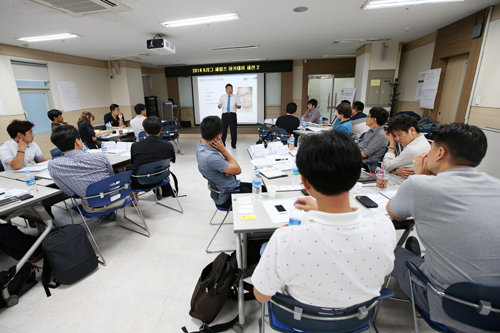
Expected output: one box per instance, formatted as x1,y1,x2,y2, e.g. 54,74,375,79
356,195,378,208
18,194,34,200
301,189,310,196
275,205,287,213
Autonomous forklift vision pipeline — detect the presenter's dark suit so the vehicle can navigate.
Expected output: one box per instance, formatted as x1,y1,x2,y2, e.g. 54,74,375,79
222,113,237,148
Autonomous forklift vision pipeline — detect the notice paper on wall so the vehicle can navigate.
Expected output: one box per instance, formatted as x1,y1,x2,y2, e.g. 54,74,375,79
414,72,426,101
419,68,441,109
57,81,81,112
339,88,357,104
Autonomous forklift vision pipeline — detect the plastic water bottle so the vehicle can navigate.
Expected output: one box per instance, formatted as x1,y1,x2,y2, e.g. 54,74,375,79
301,116,306,129
106,122,112,131
288,134,295,150
289,204,302,226
252,169,262,199
82,143,87,153
101,145,107,152
292,160,300,185
319,116,323,127
24,170,38,196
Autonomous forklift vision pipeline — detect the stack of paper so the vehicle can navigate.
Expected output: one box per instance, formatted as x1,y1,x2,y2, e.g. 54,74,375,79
259,167,287,179
13,161,49,173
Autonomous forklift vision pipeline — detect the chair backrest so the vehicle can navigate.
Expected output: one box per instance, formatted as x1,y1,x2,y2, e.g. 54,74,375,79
50,147,63,158
441,282,500,331
133,159,171,186
84,171,133,207
137,131,147,141
269,289,394,333
0,161,4,172
161,124,179,140
272,126,288,144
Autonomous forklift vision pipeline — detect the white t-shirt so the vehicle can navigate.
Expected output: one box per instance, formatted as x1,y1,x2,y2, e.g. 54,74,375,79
130,114,146,137
252,209,397,308
218,93,241,113
383,135,430,172
0,139,43,171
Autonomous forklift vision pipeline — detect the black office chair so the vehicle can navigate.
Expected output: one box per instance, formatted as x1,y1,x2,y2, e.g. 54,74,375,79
161,122,184,154
272,127,288,145
257,123,274,147
260,289,395,333
405,261,500,333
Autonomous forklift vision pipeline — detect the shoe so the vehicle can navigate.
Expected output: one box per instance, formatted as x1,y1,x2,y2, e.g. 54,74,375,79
405,236,421,257
106,212,117,221
155,189,162,200
232,145,236,149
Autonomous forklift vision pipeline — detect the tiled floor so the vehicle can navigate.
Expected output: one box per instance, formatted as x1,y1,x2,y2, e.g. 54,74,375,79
0,137,433,332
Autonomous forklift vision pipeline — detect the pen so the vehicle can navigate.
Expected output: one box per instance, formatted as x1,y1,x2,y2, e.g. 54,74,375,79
275,158,286,161
0,192,4,195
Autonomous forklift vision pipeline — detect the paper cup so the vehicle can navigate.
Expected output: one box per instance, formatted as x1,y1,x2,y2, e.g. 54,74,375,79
267,185,278,198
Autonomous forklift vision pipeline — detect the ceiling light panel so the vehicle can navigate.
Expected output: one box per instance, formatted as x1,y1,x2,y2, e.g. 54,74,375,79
162,13,239,28
17,33,80,42
362,0,464,10
209,45,259,51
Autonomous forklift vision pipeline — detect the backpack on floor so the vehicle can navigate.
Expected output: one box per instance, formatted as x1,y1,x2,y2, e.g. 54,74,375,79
42,224,98,297
0,262,39,309
183,251,254,333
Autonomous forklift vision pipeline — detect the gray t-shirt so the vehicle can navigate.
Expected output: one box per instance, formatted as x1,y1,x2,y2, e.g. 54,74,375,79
196,142,239,205
391,168,500,332
359,126,387,165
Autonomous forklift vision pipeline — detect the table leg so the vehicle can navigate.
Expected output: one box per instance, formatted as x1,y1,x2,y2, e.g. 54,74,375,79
235,233,245,327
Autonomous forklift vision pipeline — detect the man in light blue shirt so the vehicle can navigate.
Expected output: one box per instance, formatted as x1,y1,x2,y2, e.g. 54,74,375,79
217,83,241,148
331,102,352,135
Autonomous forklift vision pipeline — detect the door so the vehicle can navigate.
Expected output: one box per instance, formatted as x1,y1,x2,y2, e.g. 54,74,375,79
437,53,469,125
308,75,334,120
19,90,52,136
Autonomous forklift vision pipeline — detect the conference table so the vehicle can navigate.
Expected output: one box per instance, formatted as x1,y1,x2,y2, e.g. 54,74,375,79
232,184,401,327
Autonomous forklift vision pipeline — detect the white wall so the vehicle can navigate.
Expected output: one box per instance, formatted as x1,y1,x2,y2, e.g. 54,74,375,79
370,42,401,70
150,73,168,102
355,52,370,103
398,43,435,102
0,56,24,115
473,18,500,108
125,67,144,106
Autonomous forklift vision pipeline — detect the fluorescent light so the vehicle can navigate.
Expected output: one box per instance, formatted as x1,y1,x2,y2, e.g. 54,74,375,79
17,33,79,42
162,13,239,28
209,45,259,51
232,59,261,62
362,0,463,10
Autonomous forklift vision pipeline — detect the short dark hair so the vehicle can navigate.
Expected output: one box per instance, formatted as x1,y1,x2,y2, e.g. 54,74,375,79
433,123,487,167
296,131,361,196
225,83,233,89
307,99,318,108
352,101,364,112
7,120,35,139
51,125,80,152
47,109,62,121
286,102,297,114
134,103,146,115
368,107,389,126
110,104,119,112
387,114,420,134
200,116,223,141
142,116,162,135
336,103,352,118
341,100,351,105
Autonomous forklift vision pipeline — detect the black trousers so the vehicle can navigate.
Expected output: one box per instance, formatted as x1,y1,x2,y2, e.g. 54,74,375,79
221,112,237,147
0,224,37,260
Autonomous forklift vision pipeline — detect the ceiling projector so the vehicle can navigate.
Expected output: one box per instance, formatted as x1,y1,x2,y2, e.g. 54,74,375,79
146,38,176,55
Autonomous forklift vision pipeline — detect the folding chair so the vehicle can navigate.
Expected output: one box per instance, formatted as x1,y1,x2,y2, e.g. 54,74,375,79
130,159,183,214
161,122,184,154
71,171,149,266
205,179,240,254
405,261,500,333
260,289,395,333
272,126,289,145
135,130,147,142
257,123,274,147
50,147,63,158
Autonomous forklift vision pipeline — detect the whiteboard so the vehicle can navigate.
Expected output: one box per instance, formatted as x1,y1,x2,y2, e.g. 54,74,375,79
476,127,500,180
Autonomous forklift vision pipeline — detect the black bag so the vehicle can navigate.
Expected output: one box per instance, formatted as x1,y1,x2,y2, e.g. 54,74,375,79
42,224,98,297
181,121,191,128
0,262,38,309
161,171,179,198
183,251,254,333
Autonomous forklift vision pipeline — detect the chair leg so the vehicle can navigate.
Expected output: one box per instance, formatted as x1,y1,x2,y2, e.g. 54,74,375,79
75,205,106,266
176,137,185,155
122,200,150,237
259,302,266,333
206,210,234,253
209,208,233,225
373,276,392,323
408,272,420,333
156,184,183,214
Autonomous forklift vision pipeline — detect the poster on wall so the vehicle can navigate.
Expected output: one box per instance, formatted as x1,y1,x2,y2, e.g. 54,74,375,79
419,68,441,109
339,88,357,104
57,81,81,112
414,72,426,101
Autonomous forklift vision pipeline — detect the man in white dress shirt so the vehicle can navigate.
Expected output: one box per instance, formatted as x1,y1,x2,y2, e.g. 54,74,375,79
252,131,397,308
217,83,241,148
130,103,147,138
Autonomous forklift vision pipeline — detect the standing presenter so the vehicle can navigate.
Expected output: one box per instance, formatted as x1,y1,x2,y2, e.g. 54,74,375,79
218,83,241,148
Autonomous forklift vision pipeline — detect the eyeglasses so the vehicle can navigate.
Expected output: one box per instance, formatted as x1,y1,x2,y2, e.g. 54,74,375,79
238,93,252,98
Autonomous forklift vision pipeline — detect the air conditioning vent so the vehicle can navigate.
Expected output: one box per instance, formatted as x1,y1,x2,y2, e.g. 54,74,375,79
28,0,131,17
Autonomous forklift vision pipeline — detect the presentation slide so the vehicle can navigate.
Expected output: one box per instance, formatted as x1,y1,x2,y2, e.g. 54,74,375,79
192,73,265,125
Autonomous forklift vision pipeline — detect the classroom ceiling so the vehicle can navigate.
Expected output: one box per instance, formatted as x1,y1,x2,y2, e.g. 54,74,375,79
1,0,498,68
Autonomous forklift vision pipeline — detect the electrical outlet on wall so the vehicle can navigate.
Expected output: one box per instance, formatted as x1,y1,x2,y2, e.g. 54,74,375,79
475,96,481,105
